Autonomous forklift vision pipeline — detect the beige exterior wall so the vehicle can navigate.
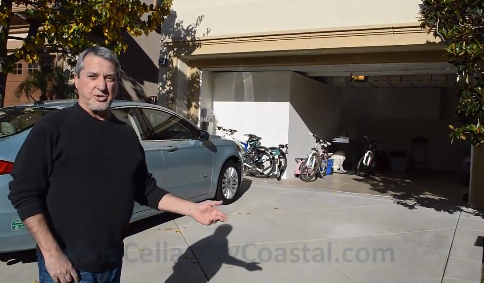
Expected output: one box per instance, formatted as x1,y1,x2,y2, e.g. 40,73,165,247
168,0,426,38
161,0,443,65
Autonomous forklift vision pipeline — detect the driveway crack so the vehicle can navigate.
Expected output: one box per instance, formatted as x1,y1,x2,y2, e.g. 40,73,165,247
172,219,211,283
439,211,462,283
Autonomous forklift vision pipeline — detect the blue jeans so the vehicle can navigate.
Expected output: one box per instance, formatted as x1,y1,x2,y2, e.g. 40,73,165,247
37,255,122,283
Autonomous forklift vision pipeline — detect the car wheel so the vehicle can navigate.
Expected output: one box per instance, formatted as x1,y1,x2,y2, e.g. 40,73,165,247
215,160,241,204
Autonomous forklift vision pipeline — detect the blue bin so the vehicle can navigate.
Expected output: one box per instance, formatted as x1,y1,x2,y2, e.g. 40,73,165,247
326,159,334,175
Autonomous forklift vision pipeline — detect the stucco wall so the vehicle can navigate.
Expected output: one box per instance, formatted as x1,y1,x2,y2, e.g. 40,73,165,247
166,0,424,38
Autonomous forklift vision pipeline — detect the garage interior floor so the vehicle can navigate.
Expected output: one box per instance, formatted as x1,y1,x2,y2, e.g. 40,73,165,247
0,172,481,283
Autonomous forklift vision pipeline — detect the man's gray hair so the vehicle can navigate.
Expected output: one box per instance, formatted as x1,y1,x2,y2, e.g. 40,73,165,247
74,46,122,79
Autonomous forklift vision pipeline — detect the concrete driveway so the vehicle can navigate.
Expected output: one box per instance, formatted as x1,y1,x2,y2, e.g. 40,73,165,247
0,175,482,283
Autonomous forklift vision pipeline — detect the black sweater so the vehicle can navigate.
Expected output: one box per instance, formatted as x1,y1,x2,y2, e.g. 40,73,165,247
8,103,169,272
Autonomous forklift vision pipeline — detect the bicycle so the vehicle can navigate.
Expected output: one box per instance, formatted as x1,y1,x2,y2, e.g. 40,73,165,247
298,132,332,182
216,126,244,156
268,144,289,181
355,135,379,177
216,126,275,178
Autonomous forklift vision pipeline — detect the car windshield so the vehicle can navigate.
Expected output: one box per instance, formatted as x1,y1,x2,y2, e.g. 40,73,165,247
0,107,58,138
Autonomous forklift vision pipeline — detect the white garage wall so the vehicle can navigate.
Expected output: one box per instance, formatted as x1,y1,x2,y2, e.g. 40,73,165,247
211,72,291,149
168,0,423,38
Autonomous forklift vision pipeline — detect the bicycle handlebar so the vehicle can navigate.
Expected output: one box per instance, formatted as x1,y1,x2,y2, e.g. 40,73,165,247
309,132,331,146
244,133,262,140
216,126,238,135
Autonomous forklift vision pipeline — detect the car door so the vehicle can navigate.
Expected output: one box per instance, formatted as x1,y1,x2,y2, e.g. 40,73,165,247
111,107,166,215
136,107,213,199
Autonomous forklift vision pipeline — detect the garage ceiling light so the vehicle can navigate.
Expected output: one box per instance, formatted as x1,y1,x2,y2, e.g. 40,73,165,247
351,75,367,82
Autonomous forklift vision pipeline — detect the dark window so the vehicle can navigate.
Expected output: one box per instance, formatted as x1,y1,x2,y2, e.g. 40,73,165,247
138,108,198,140
27,63,39,74
0,107,58,138
13,63,23,75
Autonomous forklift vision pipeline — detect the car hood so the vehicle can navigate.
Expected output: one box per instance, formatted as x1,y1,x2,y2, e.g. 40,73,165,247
0,130,31,162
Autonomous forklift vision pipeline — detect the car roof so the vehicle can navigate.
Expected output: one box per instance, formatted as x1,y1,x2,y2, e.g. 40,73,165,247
3,99,179,116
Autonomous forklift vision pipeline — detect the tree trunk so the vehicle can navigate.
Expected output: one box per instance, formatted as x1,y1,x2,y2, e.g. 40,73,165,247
468,145,484,210
0,72,7,108
0,0,12,108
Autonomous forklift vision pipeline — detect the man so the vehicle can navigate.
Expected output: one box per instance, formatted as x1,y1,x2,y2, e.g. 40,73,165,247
7,46,228,283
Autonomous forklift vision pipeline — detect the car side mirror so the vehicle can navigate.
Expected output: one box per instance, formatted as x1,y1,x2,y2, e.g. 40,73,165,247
198,130,210,141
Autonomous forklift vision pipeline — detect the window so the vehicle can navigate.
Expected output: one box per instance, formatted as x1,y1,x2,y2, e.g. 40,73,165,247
111,108,145,140
12,63,23,75
138,108,198,140
27,63,39,74
0,107,58,138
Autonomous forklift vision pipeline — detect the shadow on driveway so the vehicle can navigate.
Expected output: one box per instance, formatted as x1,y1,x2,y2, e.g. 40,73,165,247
165,224,262,283
351,170,482,216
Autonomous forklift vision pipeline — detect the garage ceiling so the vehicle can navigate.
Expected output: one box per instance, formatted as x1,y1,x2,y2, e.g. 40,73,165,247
315,73,459,88
206,62,456,75
206,62,459,88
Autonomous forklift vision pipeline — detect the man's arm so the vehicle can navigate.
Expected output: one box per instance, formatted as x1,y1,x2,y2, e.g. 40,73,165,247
8,121,62,256
23,214,64,256
157,193,198,216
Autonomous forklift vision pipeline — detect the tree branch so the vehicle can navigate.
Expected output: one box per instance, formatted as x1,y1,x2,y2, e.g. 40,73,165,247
37,46,73,55
12,12,26,21
435,18,445,41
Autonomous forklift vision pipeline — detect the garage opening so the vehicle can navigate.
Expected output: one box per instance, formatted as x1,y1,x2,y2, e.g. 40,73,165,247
305,67,469,208
204,62,470,209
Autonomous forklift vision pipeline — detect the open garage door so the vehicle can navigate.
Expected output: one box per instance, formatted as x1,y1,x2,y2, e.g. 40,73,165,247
305,64,471,208
203,61,470,208
304,63,466,174
301,63,470,206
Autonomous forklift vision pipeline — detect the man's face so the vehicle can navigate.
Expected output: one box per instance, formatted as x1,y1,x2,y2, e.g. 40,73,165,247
74,54,117,112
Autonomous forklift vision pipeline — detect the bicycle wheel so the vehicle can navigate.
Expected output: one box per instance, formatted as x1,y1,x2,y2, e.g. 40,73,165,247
276,151,288,181
356,156,371,177
318,154,329,178
299,153,320,182
248,146,275,178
